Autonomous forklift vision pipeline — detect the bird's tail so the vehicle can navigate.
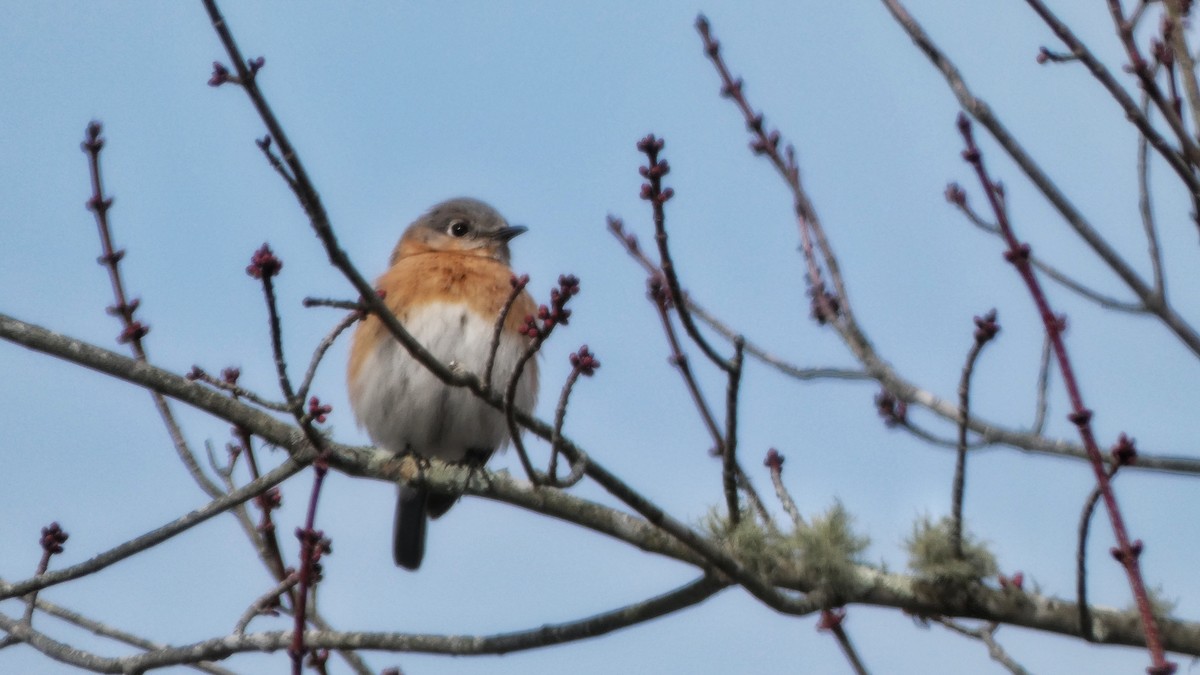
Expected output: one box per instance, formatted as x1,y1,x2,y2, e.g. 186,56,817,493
394,485,428,570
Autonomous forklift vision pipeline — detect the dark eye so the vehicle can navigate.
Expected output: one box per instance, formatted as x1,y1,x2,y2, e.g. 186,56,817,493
448,220,470,237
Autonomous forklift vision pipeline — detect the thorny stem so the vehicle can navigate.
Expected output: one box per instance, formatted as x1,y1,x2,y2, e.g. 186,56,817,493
957,115,1171,673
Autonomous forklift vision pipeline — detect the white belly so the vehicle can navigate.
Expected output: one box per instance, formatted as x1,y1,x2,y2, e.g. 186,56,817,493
349,301,537,461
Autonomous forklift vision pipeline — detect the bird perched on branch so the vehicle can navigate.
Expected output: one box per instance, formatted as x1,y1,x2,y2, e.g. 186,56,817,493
347,198,538,570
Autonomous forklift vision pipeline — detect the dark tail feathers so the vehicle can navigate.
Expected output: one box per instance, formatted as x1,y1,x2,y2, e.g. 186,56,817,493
393,485,428,570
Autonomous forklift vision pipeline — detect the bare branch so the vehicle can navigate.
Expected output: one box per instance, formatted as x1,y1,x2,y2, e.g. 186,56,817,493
883,0,1200,358
957,113,1171,671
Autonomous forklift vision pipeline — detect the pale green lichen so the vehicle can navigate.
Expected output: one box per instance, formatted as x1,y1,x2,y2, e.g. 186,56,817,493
906,515,997,585
791,501,870,596
701,501,870,597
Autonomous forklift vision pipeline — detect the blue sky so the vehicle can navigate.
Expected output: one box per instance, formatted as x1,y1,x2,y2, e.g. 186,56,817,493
2,2,1197,673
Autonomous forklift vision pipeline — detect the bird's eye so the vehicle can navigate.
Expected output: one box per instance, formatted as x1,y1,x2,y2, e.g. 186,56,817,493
448,220,470,237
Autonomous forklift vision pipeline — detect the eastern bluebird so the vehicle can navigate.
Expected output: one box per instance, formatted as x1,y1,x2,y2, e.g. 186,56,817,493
347,198,539,570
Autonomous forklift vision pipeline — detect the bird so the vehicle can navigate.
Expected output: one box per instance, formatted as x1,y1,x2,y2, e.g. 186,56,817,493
347,198,539,570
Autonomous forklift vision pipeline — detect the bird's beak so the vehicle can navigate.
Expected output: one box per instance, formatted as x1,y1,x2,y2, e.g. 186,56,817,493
492,225,528,242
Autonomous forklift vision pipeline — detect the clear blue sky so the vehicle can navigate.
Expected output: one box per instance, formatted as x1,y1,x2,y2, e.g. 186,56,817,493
2,2,1196,673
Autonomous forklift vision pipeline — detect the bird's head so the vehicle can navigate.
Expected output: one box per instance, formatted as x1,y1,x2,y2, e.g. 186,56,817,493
392,198,527,265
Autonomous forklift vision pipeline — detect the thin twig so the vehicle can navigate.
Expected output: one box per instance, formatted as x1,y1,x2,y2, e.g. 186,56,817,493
504,340,545,484
235,573,299,635
484,274,528,392
950,193,1147,312
302,297,362,311
608,217,868,382
734,467,773,530
297,309,363,402
231,421,289,583
902,418,990,451
1163,0,1200,137
1103,0,1200,172
722,339,745,524
637,136,736,373
258,265,299,412
550,346,599,481
1076,480,1105,641
952,310,998,557
254,134,298,193
765,449,804,530
937,618,1032,675
1138,93,1167,299
1031,334,1052,436
187,366,291,412
649,274,724,452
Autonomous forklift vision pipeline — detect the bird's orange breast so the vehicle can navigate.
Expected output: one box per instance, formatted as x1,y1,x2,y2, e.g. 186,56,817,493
347,251,536,383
